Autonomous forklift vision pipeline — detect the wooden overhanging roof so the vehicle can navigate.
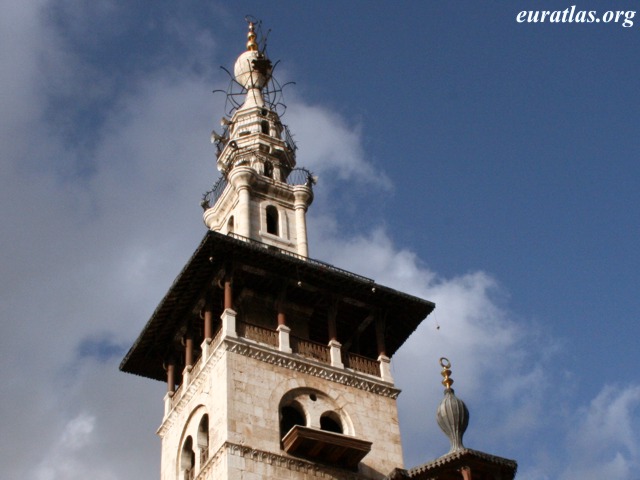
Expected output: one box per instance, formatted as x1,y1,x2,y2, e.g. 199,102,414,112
390,448,517,480
120,231,435,382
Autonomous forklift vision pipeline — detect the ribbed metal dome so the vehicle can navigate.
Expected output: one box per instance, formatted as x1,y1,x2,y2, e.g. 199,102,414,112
436,387,469,452
435,358,469,453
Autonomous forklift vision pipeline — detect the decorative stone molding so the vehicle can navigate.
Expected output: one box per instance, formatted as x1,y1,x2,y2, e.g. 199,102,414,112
157,339,227,437
197,442,370,479
225,337,400,399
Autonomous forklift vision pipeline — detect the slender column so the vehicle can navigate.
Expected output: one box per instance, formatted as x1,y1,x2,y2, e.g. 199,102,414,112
229,167,253,239
166,358,176,394
221,272,237,337
201,297,214,359
237,185,251,238
276,293,292,353
293,186,313,257
224,278,233,310
184,334,194,369
375,316,387,358
376,316,393,382
203,300,213,342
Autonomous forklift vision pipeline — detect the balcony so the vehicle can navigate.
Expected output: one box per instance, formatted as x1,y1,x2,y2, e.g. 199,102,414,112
166,316,391,416
282,425,372,469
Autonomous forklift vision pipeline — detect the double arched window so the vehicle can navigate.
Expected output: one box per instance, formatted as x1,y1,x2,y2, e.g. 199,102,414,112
179,410,209,479
279,388,348,442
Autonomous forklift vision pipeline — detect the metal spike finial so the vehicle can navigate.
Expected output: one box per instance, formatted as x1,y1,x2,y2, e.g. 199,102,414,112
246,22,258,51
440,357,453,389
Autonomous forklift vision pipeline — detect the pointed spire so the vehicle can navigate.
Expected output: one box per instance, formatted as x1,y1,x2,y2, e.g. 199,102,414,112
436,357,469,453
246,22,258,51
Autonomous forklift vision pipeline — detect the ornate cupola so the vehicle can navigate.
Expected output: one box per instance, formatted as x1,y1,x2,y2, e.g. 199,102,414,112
391,359,517,480
201,21,314,257
436,357,469,453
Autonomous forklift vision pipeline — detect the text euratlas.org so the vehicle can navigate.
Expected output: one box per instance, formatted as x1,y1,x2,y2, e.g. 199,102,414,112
517,5,636,28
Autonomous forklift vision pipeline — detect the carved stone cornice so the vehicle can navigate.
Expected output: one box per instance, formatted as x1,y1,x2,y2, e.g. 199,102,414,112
197,441,370,479
156,338,226,437
158,333,400,437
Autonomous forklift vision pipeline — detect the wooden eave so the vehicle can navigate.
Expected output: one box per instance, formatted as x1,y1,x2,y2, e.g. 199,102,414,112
401,448,518,480
120,231,435,382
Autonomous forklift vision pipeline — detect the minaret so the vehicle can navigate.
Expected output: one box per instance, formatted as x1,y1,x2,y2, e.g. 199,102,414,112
391,359,517,480
121,21,435,480
202,22,314,257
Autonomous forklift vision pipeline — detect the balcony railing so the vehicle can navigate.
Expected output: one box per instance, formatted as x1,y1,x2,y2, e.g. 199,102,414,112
291,336,330,363
201,176,228,210
286,167,315,186
168,318,384,412
343,352,379,377
237,320,278,347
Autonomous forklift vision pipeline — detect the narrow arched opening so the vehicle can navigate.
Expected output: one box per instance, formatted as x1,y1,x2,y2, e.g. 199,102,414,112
280,402,306,440
197,414,209,466
180,436,195,480
266,205,279,236
261,120,270,135
320,411,343,434
263,161,273,179
227,216,234,234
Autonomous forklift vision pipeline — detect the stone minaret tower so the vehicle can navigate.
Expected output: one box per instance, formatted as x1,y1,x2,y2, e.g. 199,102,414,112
201,22,314,257
121,22,435,479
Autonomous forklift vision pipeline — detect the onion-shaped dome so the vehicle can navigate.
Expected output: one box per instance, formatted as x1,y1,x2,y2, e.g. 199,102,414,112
435,358,469,453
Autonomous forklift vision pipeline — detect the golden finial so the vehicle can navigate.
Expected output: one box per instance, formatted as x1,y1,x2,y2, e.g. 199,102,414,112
440,357,454,389
246,22,258,51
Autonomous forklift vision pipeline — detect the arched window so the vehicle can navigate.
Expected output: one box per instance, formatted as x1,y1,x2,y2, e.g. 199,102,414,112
263,161,273,179
197,415,209,465
266,206,279,236
320,411,343,434
280,402,306,439
261,120,270,135
227,216,234,234
180,436,195,480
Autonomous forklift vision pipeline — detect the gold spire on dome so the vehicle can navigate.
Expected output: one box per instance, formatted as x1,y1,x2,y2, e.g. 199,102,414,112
440,357,454,389
246,22,258,51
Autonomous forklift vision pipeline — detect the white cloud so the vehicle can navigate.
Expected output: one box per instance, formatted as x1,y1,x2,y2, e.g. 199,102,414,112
559,385,640,480
288,101,392,190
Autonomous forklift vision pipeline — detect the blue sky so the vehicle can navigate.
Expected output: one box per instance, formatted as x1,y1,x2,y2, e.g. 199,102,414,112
1,1,639,479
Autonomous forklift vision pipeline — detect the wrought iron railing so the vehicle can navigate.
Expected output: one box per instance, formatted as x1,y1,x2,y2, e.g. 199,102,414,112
286,168,315,186
201,176,228,210
291,336,330,363
282,123,297,152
